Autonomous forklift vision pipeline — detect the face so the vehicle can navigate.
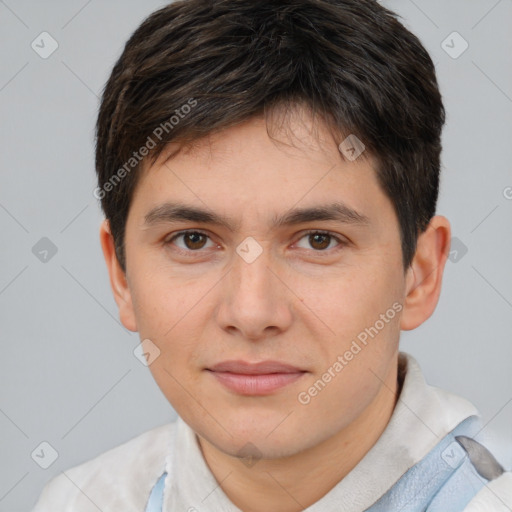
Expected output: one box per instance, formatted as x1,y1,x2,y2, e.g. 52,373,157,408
118,110,409,460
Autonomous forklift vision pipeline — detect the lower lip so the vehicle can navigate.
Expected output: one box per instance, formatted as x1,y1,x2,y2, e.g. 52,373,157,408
207,370,306,395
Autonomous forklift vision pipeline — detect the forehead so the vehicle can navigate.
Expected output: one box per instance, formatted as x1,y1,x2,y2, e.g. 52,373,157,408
129,114,393,234
143,105,373,180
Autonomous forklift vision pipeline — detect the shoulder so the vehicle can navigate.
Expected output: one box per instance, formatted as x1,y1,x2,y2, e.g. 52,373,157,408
463,471,512,511
31,420,178,512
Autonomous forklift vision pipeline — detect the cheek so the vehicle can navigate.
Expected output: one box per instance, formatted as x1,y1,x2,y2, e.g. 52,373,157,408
297,261,403,386
295,263,392,334
129,269,213,373
296,315,400,433
129,263,205,337
135,278,206,413
299,358,381,435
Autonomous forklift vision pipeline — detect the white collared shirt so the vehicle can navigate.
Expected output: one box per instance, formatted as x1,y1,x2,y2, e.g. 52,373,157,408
31,352,512,511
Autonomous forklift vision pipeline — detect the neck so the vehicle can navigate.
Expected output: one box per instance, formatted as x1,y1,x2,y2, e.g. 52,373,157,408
197,360,400,512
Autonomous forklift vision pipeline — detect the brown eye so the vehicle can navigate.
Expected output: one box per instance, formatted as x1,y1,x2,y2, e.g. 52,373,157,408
295,231,345,252
309,233,331,250
166,231,214,252
183,232,207,250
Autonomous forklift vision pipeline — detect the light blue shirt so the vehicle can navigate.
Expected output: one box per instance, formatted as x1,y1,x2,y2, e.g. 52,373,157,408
144,415,504,511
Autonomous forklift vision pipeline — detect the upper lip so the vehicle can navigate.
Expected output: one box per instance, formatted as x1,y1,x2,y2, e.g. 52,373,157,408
207,360,305,374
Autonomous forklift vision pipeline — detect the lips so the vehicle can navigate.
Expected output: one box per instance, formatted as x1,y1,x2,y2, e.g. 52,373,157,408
208,360,304,375
206,360,307,395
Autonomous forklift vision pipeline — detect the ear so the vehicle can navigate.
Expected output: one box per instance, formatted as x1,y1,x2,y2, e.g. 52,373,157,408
99,219,138,332
400,215,451,331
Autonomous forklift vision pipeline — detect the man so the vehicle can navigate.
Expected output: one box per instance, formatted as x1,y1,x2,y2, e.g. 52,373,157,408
32,0,512,510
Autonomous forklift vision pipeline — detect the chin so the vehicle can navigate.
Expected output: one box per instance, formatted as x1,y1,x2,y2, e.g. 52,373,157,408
197,416,316,461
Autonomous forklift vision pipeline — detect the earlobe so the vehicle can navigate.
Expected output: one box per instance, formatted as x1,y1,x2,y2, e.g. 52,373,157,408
400,215,451,331
99,219,138,332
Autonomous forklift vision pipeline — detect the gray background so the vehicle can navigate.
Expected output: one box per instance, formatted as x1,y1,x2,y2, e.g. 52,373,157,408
0,1,511,510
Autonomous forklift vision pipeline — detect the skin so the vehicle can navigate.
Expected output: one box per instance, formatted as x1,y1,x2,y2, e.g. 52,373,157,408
100,107,450,512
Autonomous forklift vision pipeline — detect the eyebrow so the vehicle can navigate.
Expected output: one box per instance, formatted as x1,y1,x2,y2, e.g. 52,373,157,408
143,201,371,231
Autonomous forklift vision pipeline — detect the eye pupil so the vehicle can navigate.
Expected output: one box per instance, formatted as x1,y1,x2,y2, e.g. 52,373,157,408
310,233,330,250
185,232,206,250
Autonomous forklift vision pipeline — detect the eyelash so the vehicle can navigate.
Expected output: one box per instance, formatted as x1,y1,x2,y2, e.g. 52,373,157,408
164,229,347,257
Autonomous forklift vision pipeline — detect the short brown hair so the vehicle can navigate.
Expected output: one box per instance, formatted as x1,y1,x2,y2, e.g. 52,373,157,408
95,0,445,273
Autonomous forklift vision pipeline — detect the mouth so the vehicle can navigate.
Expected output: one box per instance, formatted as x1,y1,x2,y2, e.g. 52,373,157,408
205,360,307,395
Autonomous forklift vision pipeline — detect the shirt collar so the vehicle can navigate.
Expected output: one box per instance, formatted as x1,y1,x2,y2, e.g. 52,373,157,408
163,352,479,511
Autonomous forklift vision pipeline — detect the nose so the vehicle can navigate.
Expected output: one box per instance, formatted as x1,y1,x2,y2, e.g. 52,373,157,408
215,240,294,341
